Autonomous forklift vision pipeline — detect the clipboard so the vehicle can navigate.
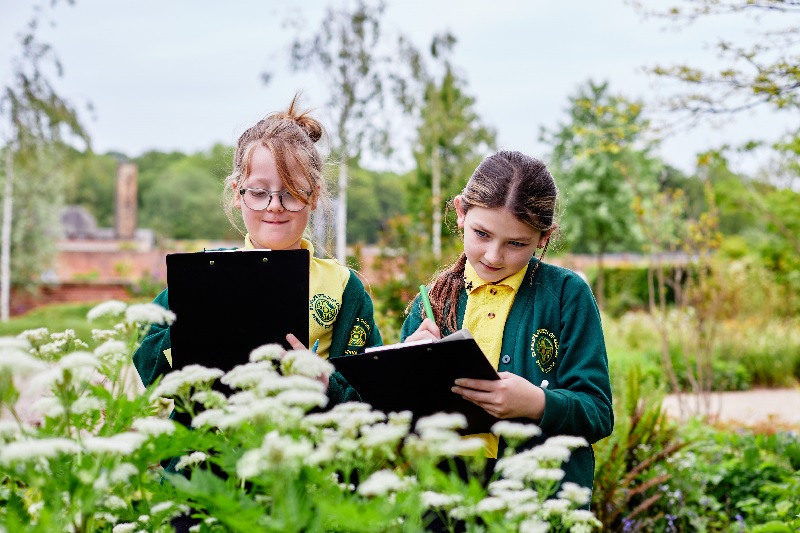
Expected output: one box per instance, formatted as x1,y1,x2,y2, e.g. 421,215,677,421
166,248,310,375
333,329,500,434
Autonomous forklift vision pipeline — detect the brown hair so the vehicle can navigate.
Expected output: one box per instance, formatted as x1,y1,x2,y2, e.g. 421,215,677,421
426,150,560,332
223,94,331,236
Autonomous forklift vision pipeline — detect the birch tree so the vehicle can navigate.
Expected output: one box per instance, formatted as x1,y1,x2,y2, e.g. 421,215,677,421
289,0,390,263
1,3,88,320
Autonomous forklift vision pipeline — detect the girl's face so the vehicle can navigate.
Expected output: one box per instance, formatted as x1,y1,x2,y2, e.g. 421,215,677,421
233,144,313,250
455,197,551,283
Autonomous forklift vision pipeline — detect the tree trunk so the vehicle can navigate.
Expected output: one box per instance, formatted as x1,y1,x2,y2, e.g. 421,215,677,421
1,149,13,322
336,157,348,264
431,147,442,260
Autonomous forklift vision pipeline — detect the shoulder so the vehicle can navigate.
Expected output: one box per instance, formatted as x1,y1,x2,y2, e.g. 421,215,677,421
532,261,595,300
311,255,350,287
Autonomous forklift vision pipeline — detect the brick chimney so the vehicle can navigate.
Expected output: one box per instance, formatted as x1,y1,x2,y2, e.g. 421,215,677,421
114,162,138,240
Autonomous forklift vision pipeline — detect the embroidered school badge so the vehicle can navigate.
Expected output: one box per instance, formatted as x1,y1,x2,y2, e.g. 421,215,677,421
310,294,340,329
348,325,367,348
531,328,559,373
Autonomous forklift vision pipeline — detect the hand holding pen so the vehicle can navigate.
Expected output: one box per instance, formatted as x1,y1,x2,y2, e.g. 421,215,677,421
404,284,442,343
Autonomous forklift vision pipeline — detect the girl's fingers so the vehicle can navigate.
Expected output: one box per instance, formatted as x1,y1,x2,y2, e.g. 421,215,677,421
285,333,307,351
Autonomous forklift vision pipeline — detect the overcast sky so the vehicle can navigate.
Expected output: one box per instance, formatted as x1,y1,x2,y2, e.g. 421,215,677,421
1,0,794,175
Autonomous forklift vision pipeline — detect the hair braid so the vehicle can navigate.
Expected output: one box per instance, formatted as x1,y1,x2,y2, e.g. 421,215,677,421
427,253,468,333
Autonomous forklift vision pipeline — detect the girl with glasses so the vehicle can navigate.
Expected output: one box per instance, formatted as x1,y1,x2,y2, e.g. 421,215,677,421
132,96,383,484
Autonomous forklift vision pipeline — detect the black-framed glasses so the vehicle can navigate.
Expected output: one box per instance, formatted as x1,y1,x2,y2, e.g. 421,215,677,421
238,188,311,212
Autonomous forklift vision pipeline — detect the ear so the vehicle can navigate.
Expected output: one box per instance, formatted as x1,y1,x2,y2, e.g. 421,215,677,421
537,229,553,248
232,182,242,210
454,196,467,229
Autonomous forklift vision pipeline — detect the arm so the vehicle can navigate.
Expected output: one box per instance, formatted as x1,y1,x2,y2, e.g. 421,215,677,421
132,289,173,388
327,272,383,404
537,278,614,444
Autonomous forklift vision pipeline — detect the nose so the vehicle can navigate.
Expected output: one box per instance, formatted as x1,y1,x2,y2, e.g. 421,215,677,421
266,193,284,212
484,243,503,265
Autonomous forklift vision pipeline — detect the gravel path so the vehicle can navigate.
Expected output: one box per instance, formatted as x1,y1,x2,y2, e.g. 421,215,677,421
662,388,800,428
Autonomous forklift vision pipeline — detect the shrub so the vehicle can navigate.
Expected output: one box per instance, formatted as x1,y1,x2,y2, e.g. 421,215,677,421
0,301,600,532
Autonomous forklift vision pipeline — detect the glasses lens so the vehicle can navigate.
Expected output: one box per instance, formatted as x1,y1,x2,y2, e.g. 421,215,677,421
280,191,307,212
242,189,271,210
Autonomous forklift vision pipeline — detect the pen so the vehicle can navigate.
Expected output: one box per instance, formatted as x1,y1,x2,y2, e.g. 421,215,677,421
311,339,320,353
419,284,435,324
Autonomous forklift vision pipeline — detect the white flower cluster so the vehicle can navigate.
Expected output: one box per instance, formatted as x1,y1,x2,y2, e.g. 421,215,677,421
124,303,176,326
280,348,335,379
356,469,416,497
150,364,224,399
87,300,128,322
237,430,313,479
0,337,46,376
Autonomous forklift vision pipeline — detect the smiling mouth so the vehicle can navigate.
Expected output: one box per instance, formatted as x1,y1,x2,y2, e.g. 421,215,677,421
481,262,502,271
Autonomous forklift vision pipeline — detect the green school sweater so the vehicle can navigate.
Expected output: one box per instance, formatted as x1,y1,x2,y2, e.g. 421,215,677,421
401,258,614,492
133,269,381,405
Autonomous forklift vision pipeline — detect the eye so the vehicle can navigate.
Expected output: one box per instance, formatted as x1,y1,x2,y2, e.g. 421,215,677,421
248,189,268,198
474,229,489,238
509,241,528,248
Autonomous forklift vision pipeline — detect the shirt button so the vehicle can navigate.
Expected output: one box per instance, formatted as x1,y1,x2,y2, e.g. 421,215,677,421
488,312,495,319
501,354,511,364
489,288,497,295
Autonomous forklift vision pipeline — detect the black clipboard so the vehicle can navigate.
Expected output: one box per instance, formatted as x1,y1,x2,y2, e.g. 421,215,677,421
333,329,500,434
166,249,310,375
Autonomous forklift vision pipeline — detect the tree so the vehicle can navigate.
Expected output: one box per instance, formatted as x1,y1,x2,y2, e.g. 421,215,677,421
288,0,392,263
405,34,496,259
0,3,88,320
631,0,800,187
541,81,660,308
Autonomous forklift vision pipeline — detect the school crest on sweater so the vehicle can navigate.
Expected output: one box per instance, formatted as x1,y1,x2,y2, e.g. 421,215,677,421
310,294,340,329
531,328,559,373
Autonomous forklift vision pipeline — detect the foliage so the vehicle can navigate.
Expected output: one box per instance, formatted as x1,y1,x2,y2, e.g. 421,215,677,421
288,0,396,262
398,32,496,258
345,166,409,245
645,421,800,532
541,80,661,308
137,146,234,241
0,1,89,320
0,301,601,532
592,364,686,530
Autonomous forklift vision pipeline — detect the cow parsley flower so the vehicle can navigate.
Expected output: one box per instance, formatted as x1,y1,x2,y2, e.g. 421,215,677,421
16,328,48,345
87,301,128,321
84,432,147,455
221,361,278,389
191,390,227,409
249,343,285,362
0,346,47,376
275,389,329,410
360,422,409,448
236,431,312,479
422,491,464,509
110,463,139,483
491,420,542,440
94,340,129,362
356,470,415,497
519,518,551,533
281,349,334,378
124,304,176,326
475,496,506,513
132,417,176,436
0,438,81,465
415,413,467,432
150,365,224,398
545,435,588,450
91,329,120,342
175,451,207,470
557,482,592,506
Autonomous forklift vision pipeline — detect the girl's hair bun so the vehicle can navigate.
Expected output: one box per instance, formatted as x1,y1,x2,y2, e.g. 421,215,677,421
295,115,322,143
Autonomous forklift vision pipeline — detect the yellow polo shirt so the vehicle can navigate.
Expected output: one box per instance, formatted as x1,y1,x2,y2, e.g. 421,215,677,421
462,261,527,458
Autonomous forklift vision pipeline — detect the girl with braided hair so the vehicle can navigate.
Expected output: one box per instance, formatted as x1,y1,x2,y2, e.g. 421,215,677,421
401,150,613,496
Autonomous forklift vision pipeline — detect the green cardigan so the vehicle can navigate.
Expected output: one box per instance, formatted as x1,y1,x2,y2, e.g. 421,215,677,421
133,270,381,405
401,258,613,492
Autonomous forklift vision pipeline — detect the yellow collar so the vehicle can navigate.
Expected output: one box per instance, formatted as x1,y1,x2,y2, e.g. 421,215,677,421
243,234,315,255
464,260,527,295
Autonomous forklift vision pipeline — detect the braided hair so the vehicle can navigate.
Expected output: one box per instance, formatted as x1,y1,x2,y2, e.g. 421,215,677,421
426,151,559,332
